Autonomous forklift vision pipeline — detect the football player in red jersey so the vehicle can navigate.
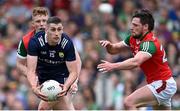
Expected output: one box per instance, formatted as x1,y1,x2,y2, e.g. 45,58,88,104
97,9,177,110
17,7,49,76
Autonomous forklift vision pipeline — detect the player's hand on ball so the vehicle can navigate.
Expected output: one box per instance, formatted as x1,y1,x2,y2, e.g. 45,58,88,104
69,82,78,94
32,85,48,101
56,84,69,99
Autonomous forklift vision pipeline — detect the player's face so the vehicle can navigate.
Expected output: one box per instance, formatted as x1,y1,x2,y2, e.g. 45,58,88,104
130,17,144,39
32,15,48,32
46,23,63,45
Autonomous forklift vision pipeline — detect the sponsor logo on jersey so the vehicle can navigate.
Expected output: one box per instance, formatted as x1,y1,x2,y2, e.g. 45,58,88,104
59,52,64,58
38,57,65,64
40,51,47,55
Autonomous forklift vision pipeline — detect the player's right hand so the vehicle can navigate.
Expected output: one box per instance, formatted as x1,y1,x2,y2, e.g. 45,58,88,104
99,40,111,47
32,86,48,101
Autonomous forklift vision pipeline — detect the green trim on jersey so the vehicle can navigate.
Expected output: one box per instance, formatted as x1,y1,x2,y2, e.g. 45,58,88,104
17,40,27,58
139,41,156,55
123,35,131,46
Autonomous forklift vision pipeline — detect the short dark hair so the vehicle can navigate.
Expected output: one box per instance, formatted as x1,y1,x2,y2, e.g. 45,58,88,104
47,16,62,24
132,9,154,31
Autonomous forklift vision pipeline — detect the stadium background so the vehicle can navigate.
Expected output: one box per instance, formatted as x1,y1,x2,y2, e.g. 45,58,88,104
0,0,179,110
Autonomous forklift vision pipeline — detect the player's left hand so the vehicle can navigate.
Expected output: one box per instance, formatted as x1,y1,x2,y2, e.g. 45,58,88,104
69,82,78,94
56,84,69,99
97,60,115,73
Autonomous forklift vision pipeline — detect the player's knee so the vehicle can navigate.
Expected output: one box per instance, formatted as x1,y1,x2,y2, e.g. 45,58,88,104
124,96,135,109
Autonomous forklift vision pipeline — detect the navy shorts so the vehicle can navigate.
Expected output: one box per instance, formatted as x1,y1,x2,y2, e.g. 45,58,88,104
38,77,68,85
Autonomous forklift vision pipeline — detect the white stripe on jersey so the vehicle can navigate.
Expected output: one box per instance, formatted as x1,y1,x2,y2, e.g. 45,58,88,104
145,42,149,52
38,36,45,47
142,42,149,52
61,38,68,49
45,34,48,43
142,42,146,51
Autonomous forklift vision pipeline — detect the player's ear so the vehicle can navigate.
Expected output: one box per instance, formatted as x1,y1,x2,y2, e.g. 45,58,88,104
144,24,148,30
143,24,149,30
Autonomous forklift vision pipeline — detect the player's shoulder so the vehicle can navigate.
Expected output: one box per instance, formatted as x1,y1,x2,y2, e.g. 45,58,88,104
124,34,132,46
22,30,35,40
29,30,46,47
33,30,46,39
139,41,157,54
21,30,35,49
61,33,71,40
60,33,73,49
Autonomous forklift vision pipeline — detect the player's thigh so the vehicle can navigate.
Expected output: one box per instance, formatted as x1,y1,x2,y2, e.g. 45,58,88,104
54,94,74,110
38,100,55,110
125,85,158,107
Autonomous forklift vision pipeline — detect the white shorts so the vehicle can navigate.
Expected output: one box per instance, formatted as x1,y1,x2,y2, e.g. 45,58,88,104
147,77,177,107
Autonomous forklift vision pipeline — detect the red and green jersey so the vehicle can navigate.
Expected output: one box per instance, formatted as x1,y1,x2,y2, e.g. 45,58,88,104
17,30,35,59
123,32,172,83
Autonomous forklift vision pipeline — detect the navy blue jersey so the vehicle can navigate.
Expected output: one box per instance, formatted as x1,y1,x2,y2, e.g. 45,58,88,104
28,31,76,84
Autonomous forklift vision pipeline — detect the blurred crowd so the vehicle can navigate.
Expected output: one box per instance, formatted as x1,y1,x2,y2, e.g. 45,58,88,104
0,0,179,110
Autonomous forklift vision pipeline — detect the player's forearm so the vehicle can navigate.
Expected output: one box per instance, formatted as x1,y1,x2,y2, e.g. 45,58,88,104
114,58,140,70
16,59,27,77
74,48,82,84
76,55,81,84
106,44,118,54
16,63,27,77
106,42,124,54
27,71,37,89
64,72,78,89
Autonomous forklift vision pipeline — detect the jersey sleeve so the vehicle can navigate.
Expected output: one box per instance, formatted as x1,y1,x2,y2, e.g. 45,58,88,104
17,40,27,59
139,41,156,56
27,38,39,56
64,40,76,61
123,35,131,46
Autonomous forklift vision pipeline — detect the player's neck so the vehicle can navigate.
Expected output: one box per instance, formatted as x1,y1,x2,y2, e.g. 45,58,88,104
47,38,61,46
48,42,58,46
139,31,149,41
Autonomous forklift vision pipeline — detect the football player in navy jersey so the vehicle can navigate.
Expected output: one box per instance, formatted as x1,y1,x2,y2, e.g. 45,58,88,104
27,16,80,110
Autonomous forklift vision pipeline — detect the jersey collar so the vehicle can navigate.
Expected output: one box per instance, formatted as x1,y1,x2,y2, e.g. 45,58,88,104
58,34,63,45
45,33,62,45
140,31,150,41
45,34,48,43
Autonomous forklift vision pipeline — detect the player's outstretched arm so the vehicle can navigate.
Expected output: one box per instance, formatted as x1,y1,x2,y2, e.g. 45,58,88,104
97,51,151,72
99,40,126,54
